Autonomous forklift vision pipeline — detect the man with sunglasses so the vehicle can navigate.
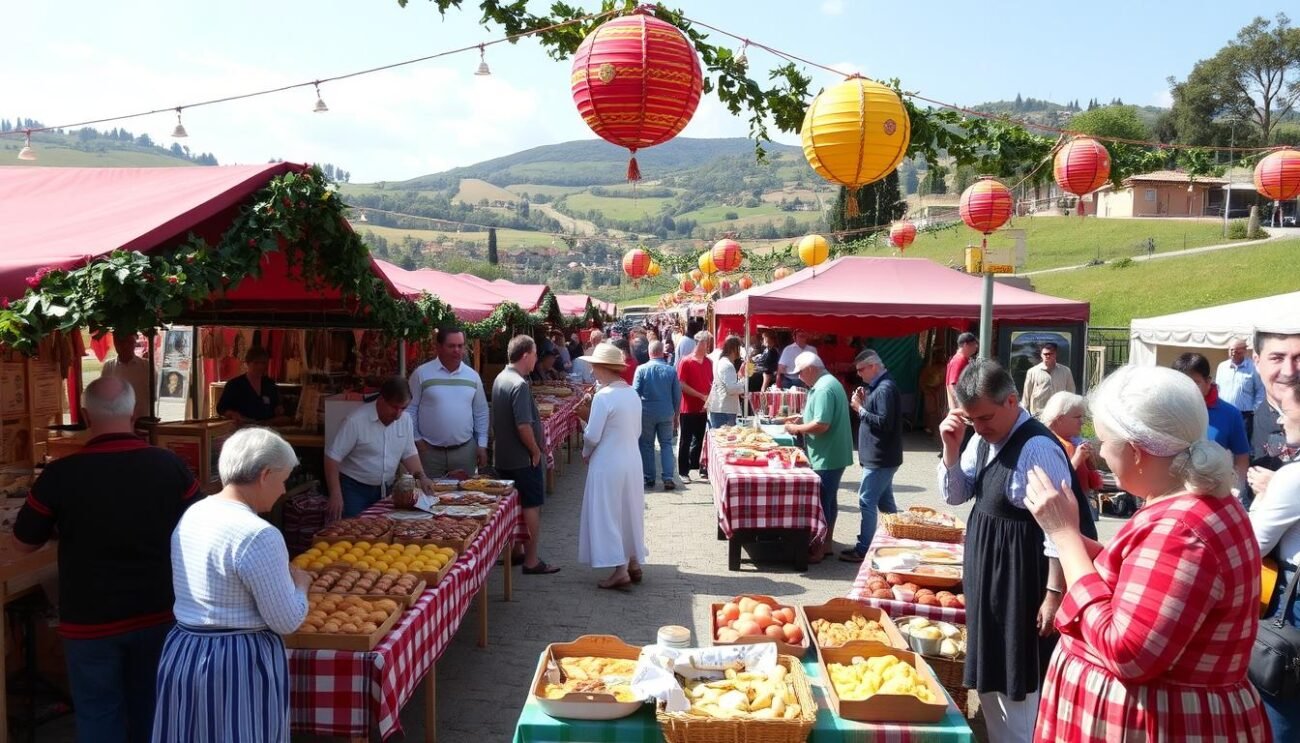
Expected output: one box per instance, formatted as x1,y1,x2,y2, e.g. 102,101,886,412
325,376,437,518
1021,342,1075,419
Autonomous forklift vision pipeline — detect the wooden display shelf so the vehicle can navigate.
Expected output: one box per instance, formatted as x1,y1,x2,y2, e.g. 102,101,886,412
151,418,235,493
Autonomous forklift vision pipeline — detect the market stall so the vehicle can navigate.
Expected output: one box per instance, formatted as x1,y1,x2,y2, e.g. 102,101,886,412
701,428,826,571
1129,291,1300,367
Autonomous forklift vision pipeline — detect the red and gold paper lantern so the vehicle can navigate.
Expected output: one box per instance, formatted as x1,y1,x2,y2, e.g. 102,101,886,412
689,268,703,283
681,278,695,293
1054,137,1111,197
889,221,916,250
773,266,792,280
570,8,703,181
1255,148,1300,202
698,251,718,275
711,239,743,272
738,275,753,290
622,248,651,279
699,275,717,293
960,178,1014,235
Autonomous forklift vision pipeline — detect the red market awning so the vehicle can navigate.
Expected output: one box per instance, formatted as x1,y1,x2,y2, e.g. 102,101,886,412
0,163,302,300
713,256,1089,336
453,273,550,312
556,293,594,317
373,261,500,322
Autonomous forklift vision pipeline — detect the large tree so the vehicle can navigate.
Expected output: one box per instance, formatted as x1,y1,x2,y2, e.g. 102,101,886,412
1169,13,1300,145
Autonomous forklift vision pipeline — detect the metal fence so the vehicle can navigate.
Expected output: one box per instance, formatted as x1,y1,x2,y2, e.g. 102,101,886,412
1085,326,1130,389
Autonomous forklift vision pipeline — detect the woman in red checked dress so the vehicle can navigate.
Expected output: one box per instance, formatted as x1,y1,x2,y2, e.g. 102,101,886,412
1024,365,1268,742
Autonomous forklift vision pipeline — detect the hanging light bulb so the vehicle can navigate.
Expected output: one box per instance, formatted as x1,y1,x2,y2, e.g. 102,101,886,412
736,41,749,72
474,44,491,76
17,130,36,161
313,82,329,113
171,108,188,138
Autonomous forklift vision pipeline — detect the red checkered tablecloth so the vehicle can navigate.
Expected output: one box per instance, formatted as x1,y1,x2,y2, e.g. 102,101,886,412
289,493,528,739
745,389,807,418
846,534,967,623
702,436,826,542
540,394,583,468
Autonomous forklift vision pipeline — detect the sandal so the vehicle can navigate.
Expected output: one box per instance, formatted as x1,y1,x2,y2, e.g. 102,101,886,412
522,559,561,575
598,575,632,591
629,567,643,583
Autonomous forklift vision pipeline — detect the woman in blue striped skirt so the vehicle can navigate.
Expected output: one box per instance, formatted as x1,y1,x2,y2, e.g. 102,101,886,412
153,428,311,742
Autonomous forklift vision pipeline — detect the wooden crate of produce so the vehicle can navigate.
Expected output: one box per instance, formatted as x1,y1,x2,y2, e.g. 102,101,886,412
800,598,907,650
283,595,403,651
818,644,948,724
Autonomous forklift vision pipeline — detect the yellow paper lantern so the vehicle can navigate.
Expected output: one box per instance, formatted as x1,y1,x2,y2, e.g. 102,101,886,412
801,76,911,191
647,260,662,277
699,275,717,293
698,251,718,275
798,234,830,267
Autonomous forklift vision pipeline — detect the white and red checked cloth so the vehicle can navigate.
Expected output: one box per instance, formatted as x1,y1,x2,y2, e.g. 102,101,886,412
288,493,528,739
702,436,826,542
846,534,967,623
540,394,583,468
745,388,807,418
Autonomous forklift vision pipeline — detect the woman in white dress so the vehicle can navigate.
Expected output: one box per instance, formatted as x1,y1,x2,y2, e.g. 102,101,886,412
576,343,648,590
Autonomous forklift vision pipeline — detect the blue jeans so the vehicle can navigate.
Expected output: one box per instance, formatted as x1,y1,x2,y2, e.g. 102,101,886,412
708,412,737,428
854,466,899,554
639,416,676,484
63,621,172,743
1263,691,1300,742
815,468,846,544
340,473,383,517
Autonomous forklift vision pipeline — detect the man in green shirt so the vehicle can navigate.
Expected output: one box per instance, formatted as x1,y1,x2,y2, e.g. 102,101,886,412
784,351,853,563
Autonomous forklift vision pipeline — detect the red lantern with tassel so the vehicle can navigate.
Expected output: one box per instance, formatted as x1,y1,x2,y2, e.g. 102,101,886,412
889,221,917,250
960,178,1013,234
738,275,753,290
711,239,743,272
1053,137,1111,216
622,248,651,279
1255,148,1300,202
570,8,703,182
681,278,695,293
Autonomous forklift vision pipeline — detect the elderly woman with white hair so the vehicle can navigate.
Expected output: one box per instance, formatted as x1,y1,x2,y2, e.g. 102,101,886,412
1039,391,1103,517
152,427,310,742
1024,366,1267,741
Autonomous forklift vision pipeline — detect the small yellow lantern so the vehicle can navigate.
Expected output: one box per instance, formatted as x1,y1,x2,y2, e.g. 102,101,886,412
647,260,662,278
698,251,718,275
798,234,830,267
699,275,717,293
801,75,911,212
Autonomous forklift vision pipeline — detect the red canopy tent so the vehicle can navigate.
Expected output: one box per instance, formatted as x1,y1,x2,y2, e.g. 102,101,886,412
555,293,595,318
454,274,550,312
713,256,1089,337
373,261,500,322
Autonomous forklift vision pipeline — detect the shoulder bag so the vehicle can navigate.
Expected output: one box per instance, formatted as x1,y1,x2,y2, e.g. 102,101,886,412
1250,559,1300,700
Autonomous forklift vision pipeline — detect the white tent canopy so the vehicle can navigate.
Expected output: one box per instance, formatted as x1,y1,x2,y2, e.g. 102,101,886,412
1129,292,1300,366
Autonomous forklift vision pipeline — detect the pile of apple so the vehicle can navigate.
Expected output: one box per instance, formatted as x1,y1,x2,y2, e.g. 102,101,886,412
714,596,806,644
863,573,965,608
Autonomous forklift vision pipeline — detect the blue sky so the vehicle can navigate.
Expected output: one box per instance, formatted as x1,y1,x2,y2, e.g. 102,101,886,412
4,0,1286,181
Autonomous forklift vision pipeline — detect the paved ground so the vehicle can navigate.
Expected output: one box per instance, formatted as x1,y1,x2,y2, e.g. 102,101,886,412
36,431,1127,741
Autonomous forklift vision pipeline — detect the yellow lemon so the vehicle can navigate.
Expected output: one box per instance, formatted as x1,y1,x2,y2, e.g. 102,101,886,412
335,541,352,550
372,560,388,571
309,560,327,570
355,560,372,570
340,553,358,564
354,541,370,551
313,541,331,551
303,548,321,558
439,547,456,557
405,545,420,554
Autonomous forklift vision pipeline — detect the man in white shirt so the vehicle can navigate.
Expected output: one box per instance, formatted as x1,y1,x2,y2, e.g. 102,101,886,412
1020,342,1075,418
1216,337,1267,438
101,331,151,422
407,328,490,478
325,377,436,519
674,318,701,368
776,330,818,389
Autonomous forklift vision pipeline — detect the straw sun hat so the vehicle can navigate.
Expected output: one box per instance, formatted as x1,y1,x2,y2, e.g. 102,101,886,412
579,342,627,370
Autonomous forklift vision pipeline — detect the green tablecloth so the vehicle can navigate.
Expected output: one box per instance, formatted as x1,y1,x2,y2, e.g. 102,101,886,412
761,424,798,447
513,656,974,743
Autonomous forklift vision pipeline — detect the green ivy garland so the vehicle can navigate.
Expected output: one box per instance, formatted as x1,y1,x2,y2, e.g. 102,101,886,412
0,166,599,354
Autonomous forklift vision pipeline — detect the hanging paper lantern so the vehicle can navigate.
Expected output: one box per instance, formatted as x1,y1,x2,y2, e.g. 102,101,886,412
699,275,717,293
889,221,917,250
1053,137,1111,199
1255,148,1300,202
798,234,830,267
801,75,911,208
681,278,695,293
698,251,718,275
719,278,733,294
647,260,662,278
711,239,743,272
622,248,651,279
773,266,792,280
960,178,1014,235
689,268,703,282
738,275,753,290
570,8,704,181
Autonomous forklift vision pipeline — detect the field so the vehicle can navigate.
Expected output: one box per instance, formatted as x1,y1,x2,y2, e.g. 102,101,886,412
351,223,559,249
1031,238,1300,326
561,192,676,220
0,141,196,168
875,216,1236,273
675,203,784,224
453,178,518,204
504,184,588,197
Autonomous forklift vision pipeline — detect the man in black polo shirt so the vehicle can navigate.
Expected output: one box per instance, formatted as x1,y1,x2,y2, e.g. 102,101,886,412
14,376,199,742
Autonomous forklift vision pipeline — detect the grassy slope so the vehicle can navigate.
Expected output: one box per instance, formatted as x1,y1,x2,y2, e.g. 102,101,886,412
453,178,518,204
1032,238,1300,326
893,217,1235,272
676,203,783,223
504,184,587,197
0,141,198,167
562,192,675,220
352,223,558,249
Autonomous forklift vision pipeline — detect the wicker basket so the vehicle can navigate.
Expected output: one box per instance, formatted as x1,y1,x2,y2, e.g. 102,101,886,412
923,654,967,707
656,655,816,743
881,507,965,543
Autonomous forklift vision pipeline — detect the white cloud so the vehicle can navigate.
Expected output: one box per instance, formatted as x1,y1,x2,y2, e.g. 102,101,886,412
1153,89,1174,108
821,0,846,15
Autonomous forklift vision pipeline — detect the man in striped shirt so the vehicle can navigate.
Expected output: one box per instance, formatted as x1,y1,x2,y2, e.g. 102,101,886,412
13,377,200,742
407,328,490,477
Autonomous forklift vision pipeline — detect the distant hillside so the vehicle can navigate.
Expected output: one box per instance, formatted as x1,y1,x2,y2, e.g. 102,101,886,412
0,121,217,168
390,137,803,189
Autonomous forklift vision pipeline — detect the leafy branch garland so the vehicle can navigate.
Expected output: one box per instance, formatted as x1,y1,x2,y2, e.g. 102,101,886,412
0,166,600,354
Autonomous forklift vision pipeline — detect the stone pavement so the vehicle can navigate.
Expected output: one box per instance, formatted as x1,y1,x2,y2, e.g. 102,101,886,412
38,431,1126,741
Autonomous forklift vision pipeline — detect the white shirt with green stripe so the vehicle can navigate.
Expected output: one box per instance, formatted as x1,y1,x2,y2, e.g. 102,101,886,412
406,358,489,448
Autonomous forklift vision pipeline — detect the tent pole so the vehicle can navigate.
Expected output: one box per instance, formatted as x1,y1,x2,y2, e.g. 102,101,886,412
979,271,994,361
147,329,158,420
743,307,752,420
189,325,200,419
399,340,407,378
